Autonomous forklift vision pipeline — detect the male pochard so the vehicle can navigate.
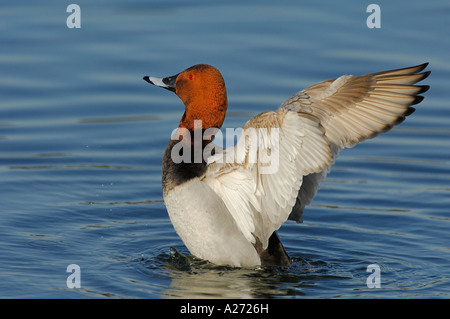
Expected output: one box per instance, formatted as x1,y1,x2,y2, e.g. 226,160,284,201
143,63,429,267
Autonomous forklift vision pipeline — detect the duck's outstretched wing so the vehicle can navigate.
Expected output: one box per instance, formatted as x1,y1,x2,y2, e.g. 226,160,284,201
281,63,430,149
283,63,430,222
203,109,333,248
203,63,429,248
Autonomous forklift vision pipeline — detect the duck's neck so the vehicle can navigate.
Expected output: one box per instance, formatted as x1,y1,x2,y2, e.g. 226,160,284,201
162,96,227,194
162,123,222,196
162,138,208,196
178,89,227,136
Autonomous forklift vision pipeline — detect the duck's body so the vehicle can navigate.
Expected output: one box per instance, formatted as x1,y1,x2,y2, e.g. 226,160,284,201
144,63,430,267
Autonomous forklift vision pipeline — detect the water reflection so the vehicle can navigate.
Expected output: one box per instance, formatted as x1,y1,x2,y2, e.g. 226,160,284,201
153,248,344,299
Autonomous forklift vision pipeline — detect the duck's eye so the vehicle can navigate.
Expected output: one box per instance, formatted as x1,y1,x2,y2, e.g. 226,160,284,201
189,74,194,80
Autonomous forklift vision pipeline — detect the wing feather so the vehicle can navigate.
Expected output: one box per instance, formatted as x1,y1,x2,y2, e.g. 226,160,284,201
282,63,430,222
203,110,333,248
298,63,430,149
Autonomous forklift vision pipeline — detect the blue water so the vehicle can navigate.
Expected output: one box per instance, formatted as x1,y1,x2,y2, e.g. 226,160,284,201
1,0,449,298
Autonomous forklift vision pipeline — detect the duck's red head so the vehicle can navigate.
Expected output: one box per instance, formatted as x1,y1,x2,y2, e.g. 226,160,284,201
144,64,228,135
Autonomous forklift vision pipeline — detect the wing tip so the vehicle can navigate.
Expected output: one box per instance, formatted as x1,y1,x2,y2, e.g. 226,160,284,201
405,106,416,116
417,85,430,94
420,70,431,80
373,62,430,79
412,95,424,106
403,62,430,74
416,62,429,72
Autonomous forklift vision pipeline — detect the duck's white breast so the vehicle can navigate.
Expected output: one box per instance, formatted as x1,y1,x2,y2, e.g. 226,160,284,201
163,178,261,267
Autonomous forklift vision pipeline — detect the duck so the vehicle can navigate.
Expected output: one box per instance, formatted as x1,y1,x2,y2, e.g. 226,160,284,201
143,63,430,267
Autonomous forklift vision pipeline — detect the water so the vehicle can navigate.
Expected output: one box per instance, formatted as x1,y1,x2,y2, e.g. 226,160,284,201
1,0,449,299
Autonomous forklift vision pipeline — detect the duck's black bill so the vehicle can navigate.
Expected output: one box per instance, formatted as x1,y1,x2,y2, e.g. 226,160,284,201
143,73,179,93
